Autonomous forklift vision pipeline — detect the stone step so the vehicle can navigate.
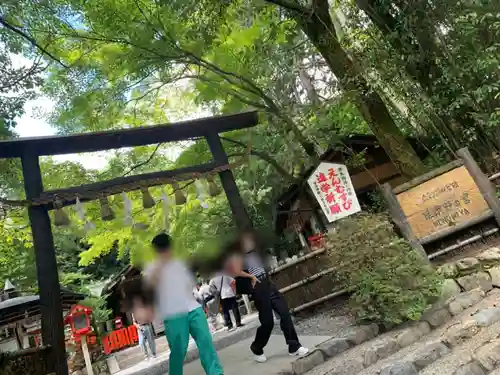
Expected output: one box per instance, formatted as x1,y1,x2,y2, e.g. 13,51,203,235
362,289,500,375
298,288,500,375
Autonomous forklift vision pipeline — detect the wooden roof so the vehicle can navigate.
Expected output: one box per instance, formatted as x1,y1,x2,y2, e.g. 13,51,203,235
0,289,84,327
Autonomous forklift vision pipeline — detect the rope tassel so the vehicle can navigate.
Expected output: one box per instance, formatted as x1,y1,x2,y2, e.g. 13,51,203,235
171,182,186,205
53,199,70,227
206,175,221,196
100,196,115,221
141,187,155,209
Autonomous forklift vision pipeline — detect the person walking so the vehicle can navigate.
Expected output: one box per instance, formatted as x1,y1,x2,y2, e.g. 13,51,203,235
145,233,224,375
132,305,157,360
210,273,243,331
194,280,224,331
224,230,308,363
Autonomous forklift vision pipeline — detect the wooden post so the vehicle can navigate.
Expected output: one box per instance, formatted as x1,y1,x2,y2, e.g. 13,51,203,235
81,336,94,375
457,147,500,228
380,183,428,261
206,132,252,230
21,153,68,375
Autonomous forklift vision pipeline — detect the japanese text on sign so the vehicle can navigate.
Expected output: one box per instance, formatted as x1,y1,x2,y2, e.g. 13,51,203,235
307,162,361,223
396,166,490,239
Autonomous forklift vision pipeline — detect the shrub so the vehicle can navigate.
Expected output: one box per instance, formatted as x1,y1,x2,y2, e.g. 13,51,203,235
326,213,442,326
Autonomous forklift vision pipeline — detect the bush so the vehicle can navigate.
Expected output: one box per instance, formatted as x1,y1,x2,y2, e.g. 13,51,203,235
326,213,442,326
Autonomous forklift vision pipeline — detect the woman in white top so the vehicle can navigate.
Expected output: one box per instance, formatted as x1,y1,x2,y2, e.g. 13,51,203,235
145,233,223,375
210,273,242,330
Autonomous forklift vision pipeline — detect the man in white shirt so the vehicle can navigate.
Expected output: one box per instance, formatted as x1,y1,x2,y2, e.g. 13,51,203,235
145,233,223,375
210,274,242,331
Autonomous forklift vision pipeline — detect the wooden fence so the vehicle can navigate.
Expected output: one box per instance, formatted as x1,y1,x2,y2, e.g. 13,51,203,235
268,249,346,313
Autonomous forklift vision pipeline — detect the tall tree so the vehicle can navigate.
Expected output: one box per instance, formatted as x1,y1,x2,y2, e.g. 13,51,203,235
265,0,426,177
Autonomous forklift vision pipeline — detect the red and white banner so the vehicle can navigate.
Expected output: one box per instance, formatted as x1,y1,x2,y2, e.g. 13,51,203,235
307,162,361,223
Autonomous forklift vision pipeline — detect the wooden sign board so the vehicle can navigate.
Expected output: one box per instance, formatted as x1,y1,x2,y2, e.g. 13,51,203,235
382,148,500,259
396,166,490,240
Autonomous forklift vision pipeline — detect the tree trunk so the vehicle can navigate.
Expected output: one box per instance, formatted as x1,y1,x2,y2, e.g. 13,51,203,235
298,67,320,105
293,0,425,178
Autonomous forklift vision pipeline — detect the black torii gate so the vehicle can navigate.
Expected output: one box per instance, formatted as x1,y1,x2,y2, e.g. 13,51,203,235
0,111,257,375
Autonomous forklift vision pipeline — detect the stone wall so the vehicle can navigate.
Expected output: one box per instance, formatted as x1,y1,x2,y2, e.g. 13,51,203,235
437,247,500,297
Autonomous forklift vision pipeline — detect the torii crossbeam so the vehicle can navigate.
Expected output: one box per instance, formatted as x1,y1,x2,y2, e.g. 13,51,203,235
0,111,258,375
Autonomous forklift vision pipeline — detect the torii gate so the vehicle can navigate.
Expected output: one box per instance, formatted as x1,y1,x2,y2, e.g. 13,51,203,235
0,111,258,375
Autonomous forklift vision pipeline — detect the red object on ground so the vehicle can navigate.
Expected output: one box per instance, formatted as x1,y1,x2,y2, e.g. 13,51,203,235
308,233,326,248
114,316,123,329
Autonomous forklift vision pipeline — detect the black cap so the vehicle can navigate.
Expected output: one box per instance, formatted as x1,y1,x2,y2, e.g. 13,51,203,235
151,233,172,253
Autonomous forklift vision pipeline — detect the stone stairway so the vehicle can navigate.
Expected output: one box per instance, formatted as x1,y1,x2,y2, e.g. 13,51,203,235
284,287,500,375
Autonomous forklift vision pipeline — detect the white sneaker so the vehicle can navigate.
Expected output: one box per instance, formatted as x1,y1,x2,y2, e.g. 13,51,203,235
253,353,267,363
290,347,309,357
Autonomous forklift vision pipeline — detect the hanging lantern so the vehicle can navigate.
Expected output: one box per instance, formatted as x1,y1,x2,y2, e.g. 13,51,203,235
99,196,115,221
121,192,133,226
53,199,70,227
171,182,186,205
161,189,170,231
206,175,221,196
141,187,155,209
195,180,209,209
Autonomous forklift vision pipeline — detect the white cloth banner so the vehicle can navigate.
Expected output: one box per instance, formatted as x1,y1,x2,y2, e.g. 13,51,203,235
307,162,361,223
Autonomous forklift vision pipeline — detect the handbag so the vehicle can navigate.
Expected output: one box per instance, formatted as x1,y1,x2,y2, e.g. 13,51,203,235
204,276,224,304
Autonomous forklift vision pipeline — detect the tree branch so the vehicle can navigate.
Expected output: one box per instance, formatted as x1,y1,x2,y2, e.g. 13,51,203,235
264,0,311,14
0,17,69,68
221,137,298,182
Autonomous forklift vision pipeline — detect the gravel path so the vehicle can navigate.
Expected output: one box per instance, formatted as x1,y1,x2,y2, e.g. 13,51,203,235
272,298,355,337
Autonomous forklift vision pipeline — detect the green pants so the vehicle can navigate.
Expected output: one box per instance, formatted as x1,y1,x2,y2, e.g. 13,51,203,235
164,307,223,375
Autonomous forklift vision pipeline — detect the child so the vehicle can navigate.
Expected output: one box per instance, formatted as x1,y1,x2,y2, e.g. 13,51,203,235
144,233,224,375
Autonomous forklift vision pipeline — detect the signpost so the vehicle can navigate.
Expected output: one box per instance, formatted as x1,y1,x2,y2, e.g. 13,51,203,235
381,148,500,259
307,162,361,223
396,165,490,240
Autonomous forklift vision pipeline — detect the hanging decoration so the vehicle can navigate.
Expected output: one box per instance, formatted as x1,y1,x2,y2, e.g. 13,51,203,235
99,197,115,221
121,192,133,226
141,187,155,209
171,182,186,205
206,175,221,197
53,199,70,227
75,197,96,232
161,189,170,231
195,180,209,209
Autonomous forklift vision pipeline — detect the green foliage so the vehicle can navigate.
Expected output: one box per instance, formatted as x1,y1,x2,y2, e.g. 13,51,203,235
80,295,112,324
326,213,442,325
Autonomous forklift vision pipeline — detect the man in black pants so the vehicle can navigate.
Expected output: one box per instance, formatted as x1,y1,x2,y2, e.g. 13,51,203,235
225,231,309,363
